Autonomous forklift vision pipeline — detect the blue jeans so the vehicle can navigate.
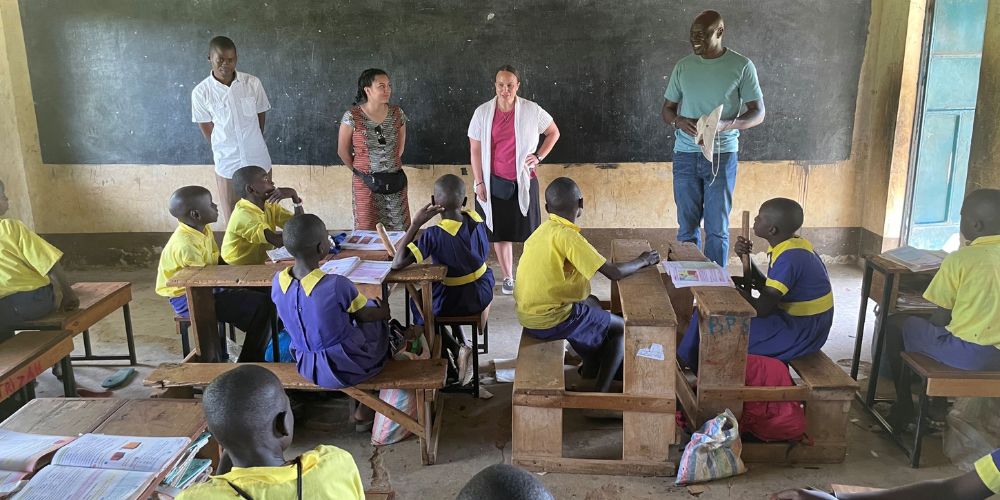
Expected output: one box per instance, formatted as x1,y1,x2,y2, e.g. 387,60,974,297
672,151,738,267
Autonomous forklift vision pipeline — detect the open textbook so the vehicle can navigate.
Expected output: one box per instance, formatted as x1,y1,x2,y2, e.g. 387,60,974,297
881,245,947,272
0,430,75,496
341,229,404,252
13,434,189,500
661,260,734,288
696,104,724,161
320,256,393,285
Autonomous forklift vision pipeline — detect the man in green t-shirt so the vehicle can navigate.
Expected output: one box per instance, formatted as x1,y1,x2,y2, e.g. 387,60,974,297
661,10,765,267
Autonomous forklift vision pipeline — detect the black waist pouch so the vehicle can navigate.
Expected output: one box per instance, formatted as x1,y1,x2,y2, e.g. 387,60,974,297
352,168,407,195
491,175,517,201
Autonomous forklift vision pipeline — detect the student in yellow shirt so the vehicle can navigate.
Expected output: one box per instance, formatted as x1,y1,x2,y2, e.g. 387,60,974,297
222,165,304,265
0,179,78,341
885,189,1000,429
178,365,364,499
515,177,660,394
155,185,274,362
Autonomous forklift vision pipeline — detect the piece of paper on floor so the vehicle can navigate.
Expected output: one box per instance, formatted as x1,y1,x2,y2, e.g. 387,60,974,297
637,343,665,361
493,357,517,382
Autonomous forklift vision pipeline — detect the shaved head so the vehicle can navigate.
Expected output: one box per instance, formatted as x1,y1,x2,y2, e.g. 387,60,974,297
690,10,725,57
168,185,212,219
232,165,269,199
283,213,328,258
694,10,724,29
759,198,804,235
961,188,1000,240
544,177,582,214
434,174,466,209
203,365,292,453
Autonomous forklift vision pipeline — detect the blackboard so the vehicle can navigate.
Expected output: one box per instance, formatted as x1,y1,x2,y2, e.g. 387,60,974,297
19,0,869,165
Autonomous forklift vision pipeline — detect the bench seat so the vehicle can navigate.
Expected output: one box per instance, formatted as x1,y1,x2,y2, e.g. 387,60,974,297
0,330,76,400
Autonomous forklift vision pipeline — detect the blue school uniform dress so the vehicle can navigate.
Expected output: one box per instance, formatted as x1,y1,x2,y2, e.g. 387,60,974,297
406,211,495,320
272,268,389,389
679,237,834,368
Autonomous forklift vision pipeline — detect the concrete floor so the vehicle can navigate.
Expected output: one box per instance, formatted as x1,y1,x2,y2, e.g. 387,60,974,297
25,259,968,499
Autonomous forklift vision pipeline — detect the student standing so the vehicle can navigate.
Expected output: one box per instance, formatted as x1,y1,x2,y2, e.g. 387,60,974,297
661,10,765,267
469,65,560,295
192,36,272,222
338,68,410,231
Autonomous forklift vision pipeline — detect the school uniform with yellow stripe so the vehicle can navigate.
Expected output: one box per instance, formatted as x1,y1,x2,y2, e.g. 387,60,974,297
271,267,390,389
405,211,495,320
678,236,834,367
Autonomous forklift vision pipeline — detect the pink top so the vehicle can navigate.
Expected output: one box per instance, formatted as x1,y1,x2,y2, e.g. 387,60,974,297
490,108,518,180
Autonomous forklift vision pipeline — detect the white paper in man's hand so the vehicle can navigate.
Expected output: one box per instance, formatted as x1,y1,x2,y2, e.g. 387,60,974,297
696,104,724,161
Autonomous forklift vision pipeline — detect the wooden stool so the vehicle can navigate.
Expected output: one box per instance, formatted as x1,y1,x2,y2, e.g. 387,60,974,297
899,352,1000,467
436,310,488,398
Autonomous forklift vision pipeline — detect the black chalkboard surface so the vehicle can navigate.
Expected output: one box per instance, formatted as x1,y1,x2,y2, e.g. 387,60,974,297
19,0,869,165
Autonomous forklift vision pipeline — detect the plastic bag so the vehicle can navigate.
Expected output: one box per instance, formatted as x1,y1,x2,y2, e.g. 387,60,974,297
675,409,748,485
944,397,1000,471
371,388,417,445
264,329,295,363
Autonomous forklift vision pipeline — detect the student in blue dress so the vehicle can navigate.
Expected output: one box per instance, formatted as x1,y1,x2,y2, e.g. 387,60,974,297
392,174,495,384
678,198,834,369
271,214,401,423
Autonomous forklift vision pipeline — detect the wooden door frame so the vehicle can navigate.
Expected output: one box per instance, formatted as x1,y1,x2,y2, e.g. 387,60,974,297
900,0,937,247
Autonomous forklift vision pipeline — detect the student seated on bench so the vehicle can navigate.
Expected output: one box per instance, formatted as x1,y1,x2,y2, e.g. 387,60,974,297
0,178,79,342
678,198,833,369
392,174,495,384
155,186,275,361
515,177,660,393
272,214,402,425
771,447,1000,499
222,165,304,265
178,365,364,500
884,189,1000,429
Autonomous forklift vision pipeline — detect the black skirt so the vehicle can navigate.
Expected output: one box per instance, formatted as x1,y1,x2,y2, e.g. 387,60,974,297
476,176,541,243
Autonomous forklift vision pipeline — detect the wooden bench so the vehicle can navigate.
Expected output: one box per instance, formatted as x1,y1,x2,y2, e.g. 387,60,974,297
144,358,448,465
12,282,137,365
0,330,76,401
511,239,677,477
668,241,857,464
896,352,1000,467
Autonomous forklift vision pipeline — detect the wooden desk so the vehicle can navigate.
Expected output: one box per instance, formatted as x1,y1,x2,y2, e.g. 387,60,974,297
167,263,447,362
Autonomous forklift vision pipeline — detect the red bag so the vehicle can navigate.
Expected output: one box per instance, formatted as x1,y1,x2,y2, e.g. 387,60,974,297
740,355,807,442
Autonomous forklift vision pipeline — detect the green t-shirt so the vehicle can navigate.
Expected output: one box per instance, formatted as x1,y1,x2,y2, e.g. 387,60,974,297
664,48,763,154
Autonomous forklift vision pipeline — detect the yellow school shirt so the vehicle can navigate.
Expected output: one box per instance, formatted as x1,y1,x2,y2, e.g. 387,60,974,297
177,445,364,500
222,199,294,265
155,223,220,298
515,214,607,329
923,234,1000,347
0,218,63,299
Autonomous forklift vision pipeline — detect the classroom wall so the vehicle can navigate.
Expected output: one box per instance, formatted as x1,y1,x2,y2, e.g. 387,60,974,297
0,2,32,225
969,0,1000,192
0,0,915,267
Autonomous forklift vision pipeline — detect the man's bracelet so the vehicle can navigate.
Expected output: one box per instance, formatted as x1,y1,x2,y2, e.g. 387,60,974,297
474,181,484,187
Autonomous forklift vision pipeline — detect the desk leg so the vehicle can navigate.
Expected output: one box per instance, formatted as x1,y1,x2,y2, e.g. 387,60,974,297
420,281,437,356
865,272,896,407
188,287,221,362
123,304,138,366
851,262,875,380
60,356,75,397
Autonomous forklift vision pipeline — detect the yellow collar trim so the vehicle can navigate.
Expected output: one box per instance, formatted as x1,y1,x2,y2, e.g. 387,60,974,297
548,214,580,232
178,222,213,240
278,267,326,296
767,236,814,264
437,211,483,237
971,235,1000,247
235,198,265,216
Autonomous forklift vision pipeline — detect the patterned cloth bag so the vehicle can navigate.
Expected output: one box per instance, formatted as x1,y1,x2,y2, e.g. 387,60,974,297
675,409,748,485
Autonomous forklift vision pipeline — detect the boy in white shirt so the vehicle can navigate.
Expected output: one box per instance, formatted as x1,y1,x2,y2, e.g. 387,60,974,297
191,36,272,221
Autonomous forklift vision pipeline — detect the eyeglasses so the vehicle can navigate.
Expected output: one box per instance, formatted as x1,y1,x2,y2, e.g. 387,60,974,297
373,125,387,145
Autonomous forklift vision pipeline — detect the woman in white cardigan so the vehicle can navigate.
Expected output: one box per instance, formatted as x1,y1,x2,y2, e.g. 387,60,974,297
468,65,560,295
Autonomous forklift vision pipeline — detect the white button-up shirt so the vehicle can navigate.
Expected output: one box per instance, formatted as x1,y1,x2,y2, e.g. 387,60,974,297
191,71,272,178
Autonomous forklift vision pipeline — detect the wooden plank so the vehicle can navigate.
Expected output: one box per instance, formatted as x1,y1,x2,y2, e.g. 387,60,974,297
903,352,1000,380
512,406,562,459
144,359,448,391
512,392,675,413
692,288,756,317
343,388,425,439
665,241,708,343
0,331,74,400
698,385,812,402
791,352,858,390
1,399,126,435
187,286,221,362
667,241,706,262
513,456,675,477
386,264,447,284
804,400,851,444
512,335,564,392
611,240,677,328
96,399,206,439
15,282,131,334
623,325,676,461
696,300,752,422
675,365,699,427
742,442,847,464
926,378,1000,398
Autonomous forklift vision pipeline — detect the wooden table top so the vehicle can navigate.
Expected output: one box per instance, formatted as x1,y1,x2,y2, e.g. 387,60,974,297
1,398,206,440
167,263,446,288
865,254,939,275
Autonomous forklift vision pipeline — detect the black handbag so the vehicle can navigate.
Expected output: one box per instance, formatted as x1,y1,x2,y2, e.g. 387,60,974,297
352,168,407,195
490,175,517,201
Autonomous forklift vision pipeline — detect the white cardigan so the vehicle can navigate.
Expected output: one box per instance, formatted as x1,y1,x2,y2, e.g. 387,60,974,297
467,97,553,231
